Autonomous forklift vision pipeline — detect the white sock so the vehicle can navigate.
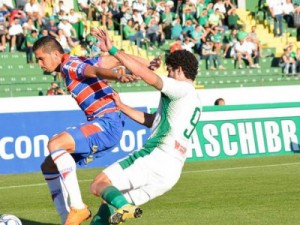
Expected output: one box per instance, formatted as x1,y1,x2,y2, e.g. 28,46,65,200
44,172,69,224
51,149,85,209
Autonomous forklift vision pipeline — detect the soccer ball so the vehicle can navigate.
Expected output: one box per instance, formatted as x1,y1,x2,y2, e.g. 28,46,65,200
0,214,22,225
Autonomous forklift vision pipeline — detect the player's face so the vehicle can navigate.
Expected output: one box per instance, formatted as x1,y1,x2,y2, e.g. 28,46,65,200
34,48,60,72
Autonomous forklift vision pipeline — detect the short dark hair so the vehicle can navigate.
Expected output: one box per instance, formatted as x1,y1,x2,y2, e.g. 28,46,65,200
33,36,64,54
165,50,198,81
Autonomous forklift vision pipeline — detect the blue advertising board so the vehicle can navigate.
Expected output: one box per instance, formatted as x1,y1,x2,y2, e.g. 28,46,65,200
0,108,150,174
1,94,299,174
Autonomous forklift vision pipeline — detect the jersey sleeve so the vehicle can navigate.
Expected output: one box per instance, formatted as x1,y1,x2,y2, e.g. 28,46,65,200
161,76,193,100
61,58,88,80
84,56,102,68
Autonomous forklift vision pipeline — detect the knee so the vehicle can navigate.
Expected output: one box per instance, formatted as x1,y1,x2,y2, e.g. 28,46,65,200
47,139,57,152
90,172,112,197
90,182,100,197
47,132,67,152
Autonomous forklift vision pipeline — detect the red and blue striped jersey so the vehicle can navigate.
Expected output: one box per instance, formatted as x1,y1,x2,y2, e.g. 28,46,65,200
60,54,118,120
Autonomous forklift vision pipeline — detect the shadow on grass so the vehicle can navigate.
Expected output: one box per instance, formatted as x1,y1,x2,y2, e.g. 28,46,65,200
21,218,58,225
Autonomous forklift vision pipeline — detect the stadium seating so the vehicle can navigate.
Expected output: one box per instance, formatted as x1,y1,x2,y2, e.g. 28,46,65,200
110,80,156,92
0,6,300,98
0,53,54,97
236,8,299,57
0,47,299,97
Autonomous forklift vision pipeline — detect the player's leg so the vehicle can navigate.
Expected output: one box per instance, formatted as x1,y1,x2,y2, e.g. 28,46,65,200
90,151,156,225
104,154,175,225
41,156,69,224
90,171,142,225
92,148,182,225
47,131,91,224
65,113,123,224
90,202,115,225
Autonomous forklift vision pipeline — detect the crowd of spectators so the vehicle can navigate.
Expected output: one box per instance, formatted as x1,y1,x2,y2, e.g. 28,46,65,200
1,0,300,73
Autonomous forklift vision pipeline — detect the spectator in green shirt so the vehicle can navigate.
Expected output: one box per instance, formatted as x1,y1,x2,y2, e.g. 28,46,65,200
25,29,38,64
227,7,244,29
197,8,209,26
208,8,224,27
123,19,143,47
181,6,197,25
144,8,155,26
171,16,183,39
182,19,195,37
223,27,238,58
195,0,207,18
123,19,138,40
106,11,115,31
210,26,224,56
161,4,177,39
85,27,100,57
191,24,204,58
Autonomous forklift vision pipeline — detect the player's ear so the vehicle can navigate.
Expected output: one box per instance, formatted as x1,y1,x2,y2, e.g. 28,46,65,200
53,50,61,59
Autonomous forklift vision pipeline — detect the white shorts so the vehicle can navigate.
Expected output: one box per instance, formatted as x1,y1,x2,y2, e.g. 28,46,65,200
103,148,184,206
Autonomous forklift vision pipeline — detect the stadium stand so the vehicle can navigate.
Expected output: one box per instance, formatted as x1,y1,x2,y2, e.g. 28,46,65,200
0,52,54,97
0,0,299,97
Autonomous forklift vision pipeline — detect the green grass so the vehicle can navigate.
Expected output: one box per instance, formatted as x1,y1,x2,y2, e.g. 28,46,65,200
1,154,300,225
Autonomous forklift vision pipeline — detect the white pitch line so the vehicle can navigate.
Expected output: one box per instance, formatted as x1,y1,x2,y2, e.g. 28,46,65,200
0,162,300,190
0,182,47,190
0,179,92,190
182,162,300,174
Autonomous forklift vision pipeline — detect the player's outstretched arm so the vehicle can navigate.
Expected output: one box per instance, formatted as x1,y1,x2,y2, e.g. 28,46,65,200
94,29,164,90
114,49,163,90
83,64,138,83
112,92,155,127
100,54,161,72
91,28,161,70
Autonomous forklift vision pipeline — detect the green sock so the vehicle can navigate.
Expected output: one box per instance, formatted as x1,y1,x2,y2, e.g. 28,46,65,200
91,203,115,225
101,186,129,208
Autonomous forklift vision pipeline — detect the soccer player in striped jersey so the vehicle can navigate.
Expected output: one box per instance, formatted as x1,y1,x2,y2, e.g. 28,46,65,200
32,36,155,225
89,29,201,225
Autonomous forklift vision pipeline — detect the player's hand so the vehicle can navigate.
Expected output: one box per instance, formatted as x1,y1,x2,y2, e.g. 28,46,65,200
112,91,122,108
91,28,108,52
148,55,162,71
118,74,140,83
113,66,140,83
92,28,113,53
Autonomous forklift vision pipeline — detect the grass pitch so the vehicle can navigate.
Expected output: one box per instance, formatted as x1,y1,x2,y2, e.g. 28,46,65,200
1,154,300,225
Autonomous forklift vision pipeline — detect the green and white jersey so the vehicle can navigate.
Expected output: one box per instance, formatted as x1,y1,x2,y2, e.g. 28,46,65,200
122,76,201,166
105,76,202,205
